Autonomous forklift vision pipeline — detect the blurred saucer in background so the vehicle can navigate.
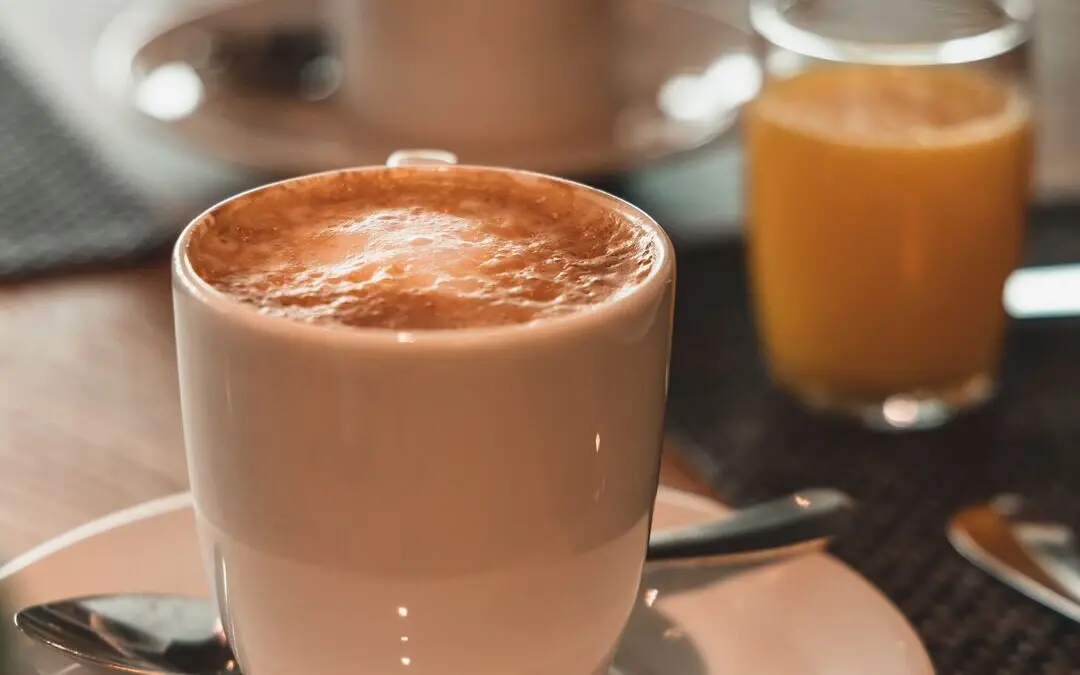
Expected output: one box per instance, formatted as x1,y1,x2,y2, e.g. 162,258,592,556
91,0,756,178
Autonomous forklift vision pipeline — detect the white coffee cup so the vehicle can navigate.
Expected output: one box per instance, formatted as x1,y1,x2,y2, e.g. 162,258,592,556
173,150,675,675
326,0,620,148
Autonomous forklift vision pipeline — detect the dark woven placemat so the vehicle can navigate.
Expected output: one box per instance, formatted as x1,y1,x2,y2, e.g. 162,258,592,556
0,48,172,281
667,205,1080,675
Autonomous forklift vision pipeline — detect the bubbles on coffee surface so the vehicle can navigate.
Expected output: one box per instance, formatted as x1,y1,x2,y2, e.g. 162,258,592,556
187,169,657,330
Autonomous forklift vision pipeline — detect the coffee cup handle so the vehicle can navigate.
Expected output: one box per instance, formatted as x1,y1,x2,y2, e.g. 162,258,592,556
386,150,459,167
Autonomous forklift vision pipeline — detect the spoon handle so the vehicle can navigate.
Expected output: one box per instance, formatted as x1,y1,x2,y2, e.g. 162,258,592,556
646,488,856,562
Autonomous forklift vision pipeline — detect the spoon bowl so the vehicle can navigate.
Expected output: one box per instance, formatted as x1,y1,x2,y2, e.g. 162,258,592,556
949,495,1080,624
15,594,236,675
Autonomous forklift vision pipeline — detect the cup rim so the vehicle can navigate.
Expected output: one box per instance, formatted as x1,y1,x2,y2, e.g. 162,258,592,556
172,163,675,351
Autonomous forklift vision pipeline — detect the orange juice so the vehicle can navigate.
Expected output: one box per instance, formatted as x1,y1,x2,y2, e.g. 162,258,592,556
745,65,1033,403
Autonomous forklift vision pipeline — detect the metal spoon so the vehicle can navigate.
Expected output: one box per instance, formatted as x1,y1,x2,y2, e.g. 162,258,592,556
949,494,1080,623
15,488,854,675
646,487,853,562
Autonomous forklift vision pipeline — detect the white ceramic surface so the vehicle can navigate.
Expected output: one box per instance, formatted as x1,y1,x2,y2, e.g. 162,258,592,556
329,0,621,149
0,487,935,675
92,0,754,177
172,157,675,675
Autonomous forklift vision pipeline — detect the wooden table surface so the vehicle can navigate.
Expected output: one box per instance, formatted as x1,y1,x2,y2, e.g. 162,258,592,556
0,0,1077,557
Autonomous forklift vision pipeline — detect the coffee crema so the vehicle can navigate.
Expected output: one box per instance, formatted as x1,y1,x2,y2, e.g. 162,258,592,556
187,168,658,330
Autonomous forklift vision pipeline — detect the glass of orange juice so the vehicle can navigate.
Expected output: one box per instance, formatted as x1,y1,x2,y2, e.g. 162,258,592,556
745,0,1035,431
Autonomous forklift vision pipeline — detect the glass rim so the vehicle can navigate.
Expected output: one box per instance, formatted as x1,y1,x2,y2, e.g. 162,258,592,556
749,0,1034,66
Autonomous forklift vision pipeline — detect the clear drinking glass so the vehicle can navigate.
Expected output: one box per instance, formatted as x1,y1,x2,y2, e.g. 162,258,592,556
744,0,1035,431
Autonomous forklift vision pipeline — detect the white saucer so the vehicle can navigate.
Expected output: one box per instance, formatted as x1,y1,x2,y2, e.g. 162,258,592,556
0,488,933,675
91,0,756,177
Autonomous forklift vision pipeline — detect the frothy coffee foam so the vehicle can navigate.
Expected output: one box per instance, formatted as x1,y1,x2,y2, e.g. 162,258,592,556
187,168,657,330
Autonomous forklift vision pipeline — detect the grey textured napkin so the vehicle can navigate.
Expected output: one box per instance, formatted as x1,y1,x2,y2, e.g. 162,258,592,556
0,49,172,281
